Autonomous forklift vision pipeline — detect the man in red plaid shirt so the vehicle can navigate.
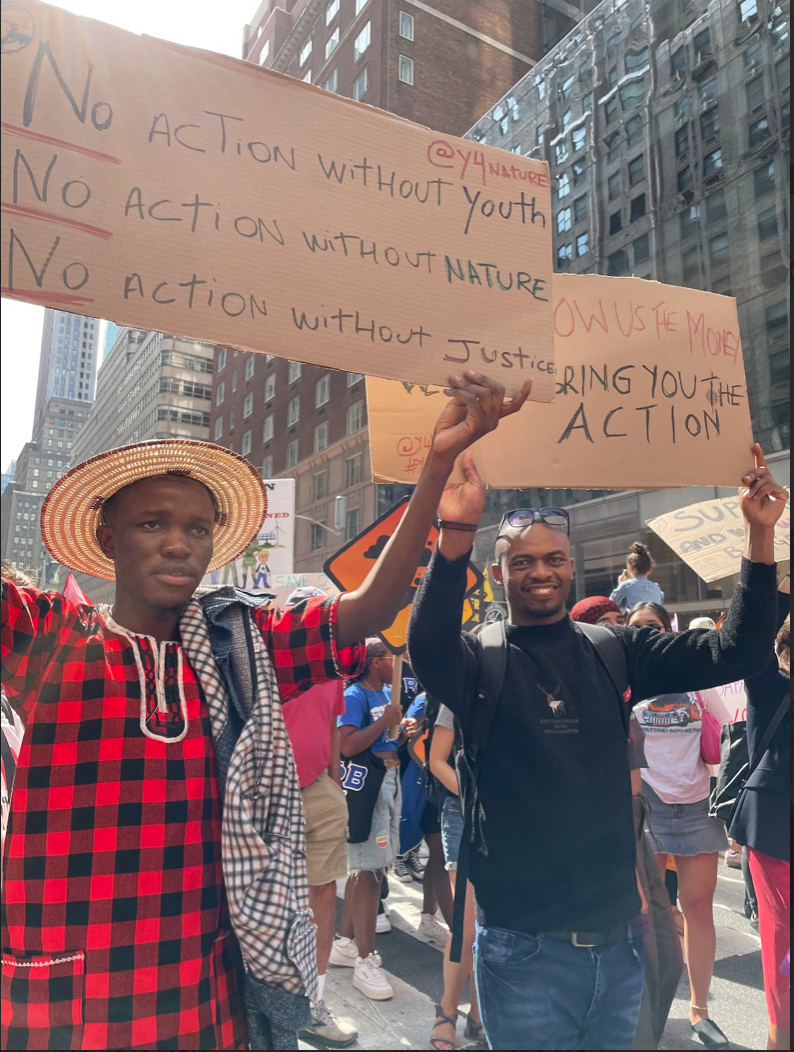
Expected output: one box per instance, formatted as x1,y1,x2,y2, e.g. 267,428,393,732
1,373,530,1051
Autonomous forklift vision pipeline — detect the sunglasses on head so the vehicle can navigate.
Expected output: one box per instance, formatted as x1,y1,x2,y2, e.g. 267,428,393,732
498,508,570,535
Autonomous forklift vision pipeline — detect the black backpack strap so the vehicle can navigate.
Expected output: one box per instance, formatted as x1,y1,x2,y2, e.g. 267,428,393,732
748,690,789,780
574,621,630,732
451,620,506,963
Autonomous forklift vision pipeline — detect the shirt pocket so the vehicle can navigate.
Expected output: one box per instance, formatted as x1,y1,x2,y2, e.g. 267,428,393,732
2,950,85,1050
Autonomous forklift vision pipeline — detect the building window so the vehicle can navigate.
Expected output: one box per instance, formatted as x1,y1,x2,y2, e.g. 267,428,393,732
703,149,723,179
557,243,573,268
214,416,223,440
355,21,371,60
562,110,572,132
619,78,646,110
628,155,645,186
633,233,651,264
572,160,586,186
265,375,276,401
560,73,575,100
287,396,300,426
557,207,572,233
353,67,368,100
263,415,274,442
313,472,328,502
698,75,718,104
770,351,788,386
607,249,628,276
680,204,701,238
746,75,765,111
754,162,776,197
749,117,770,148
242,392,253,419
261,455,273,478
682,244,701,280
571,126,586,152
576,231,590,256
314,422,329,453
326,27,339,59
630,194,646,222
739,0,758,20
555,140,569,165
311,522,326,552
605,132,620,163
693,27,711,55
609,210,622,234
326,0,339,25
231,371,238,393
399,11,414,39
608,172,621,199
706,189,727,223
678,165,694,192
286,440,300,470
346,508,361,541
241,431,252,457
399,55,414,84
765,301,788,332
605,98,618,124
346,401,364,435
325,69,338,92
303,70,312,83
347,372,364,386
625,116,643,147
245,355,255,381
315,374,331,408
757,204,779,241
217,348,227,370
356,0,368,12
675,126,689,157
574,195,588,222
346,454,363,487
557,172,571,198
288,361,302,383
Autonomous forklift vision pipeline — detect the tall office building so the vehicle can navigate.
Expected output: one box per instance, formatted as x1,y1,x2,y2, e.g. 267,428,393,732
1,310,98,580
215,0,592,571
0,461,16,497
462,0,790,611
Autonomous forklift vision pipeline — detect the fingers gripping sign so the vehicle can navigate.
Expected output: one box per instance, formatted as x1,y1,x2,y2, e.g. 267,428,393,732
432,371,533,464
740,443,789,529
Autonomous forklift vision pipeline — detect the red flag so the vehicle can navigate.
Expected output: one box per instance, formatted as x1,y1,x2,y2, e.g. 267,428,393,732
63,572,92,606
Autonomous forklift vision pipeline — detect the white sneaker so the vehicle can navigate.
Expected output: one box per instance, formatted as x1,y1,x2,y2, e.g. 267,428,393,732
298,1000,358,1049
353,953,394,1000
376,912,392,934
328,937,359,968
418,912,450,948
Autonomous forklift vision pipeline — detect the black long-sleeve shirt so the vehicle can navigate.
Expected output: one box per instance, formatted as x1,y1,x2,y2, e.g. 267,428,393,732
408,551,777,934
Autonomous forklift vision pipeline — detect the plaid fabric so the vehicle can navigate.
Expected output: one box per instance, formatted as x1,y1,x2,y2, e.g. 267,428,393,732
1,580,363,1051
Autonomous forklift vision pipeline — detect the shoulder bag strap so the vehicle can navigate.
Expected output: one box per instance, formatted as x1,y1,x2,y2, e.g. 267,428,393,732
574,621,630,731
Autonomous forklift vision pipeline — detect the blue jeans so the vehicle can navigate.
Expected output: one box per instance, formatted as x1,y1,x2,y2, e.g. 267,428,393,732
474,924,644,1050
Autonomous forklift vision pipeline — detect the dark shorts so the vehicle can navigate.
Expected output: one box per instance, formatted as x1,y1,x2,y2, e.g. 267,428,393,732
421,800,441,836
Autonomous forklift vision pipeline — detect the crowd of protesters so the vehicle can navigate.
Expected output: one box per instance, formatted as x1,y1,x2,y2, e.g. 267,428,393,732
1,372,790,1052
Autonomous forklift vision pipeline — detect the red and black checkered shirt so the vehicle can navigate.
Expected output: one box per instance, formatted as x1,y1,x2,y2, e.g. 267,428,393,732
1,580,363,1051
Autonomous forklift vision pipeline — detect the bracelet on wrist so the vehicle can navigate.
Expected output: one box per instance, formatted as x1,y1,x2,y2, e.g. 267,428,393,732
438,520,479,533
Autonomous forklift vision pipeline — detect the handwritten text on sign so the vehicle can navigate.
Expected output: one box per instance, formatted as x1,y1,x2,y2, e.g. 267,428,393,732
0,1,554,399
647,493,790,583
367,274,754,490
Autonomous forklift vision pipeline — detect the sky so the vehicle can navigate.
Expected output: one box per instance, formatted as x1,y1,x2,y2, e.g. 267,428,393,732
0,0,258,471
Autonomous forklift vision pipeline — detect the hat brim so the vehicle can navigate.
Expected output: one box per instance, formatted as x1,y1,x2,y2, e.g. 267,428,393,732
41,440,267,582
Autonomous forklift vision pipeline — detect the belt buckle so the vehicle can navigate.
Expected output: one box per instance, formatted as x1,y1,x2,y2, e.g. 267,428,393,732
571,932,598,948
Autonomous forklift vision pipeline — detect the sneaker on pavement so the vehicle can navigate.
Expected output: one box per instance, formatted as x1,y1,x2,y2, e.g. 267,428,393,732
392,856,415,883
353,953,394,1001
328,937,359,968
405,848,426,881
376,912,392,934
298,1000,358,1049
418,912,450,948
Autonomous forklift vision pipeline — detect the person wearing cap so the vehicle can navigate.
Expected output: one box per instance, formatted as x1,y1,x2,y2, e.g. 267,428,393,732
281,586,358,1049
570,596,625,626
408,445,787,1052
0,370,530,1052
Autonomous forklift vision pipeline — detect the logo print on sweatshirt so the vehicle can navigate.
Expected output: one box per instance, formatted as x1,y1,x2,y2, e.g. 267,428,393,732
375,831,389,849
539,682,566,717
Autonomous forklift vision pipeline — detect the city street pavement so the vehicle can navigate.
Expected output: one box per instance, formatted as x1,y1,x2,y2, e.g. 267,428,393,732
304,854,770,1051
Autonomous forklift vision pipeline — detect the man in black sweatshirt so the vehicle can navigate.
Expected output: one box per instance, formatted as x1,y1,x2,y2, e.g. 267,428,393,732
408,442,787,1052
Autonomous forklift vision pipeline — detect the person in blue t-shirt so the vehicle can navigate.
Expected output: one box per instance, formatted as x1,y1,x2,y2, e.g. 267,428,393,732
331,640,404,1002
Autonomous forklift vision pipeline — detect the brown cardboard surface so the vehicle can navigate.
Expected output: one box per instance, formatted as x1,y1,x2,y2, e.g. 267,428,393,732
0,1,554,399
367,273,754,489
647,494,791,583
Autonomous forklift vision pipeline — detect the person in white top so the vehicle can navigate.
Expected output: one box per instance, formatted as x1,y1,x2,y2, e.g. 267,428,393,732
629,601,732,1051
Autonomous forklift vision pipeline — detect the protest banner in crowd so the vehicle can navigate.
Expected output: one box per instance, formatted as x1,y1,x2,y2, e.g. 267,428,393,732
367,273,754,489
0,0,554,399
647,491,791,582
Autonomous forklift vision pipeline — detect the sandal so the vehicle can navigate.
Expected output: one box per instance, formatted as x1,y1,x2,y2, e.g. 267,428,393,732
431,1004,458,1051
464,1015,484,1042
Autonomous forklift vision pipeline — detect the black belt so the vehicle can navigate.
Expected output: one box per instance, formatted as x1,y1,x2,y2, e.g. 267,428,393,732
544,925,628,948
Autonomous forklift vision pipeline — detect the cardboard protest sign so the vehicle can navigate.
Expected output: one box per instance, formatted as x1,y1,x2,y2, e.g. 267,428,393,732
647,492,790,582
0,1,554,399
367,273,754,489
324,498,482,654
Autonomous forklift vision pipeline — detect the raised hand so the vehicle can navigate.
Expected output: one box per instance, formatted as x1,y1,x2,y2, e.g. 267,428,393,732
740,444,789,530
431,372,532,465
438,453,486,527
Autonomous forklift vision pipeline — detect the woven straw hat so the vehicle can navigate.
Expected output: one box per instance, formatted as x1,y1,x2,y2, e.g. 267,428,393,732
40,440,267,581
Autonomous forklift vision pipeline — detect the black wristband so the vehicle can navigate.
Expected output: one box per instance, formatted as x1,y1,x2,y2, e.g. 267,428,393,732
438,520,478,533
